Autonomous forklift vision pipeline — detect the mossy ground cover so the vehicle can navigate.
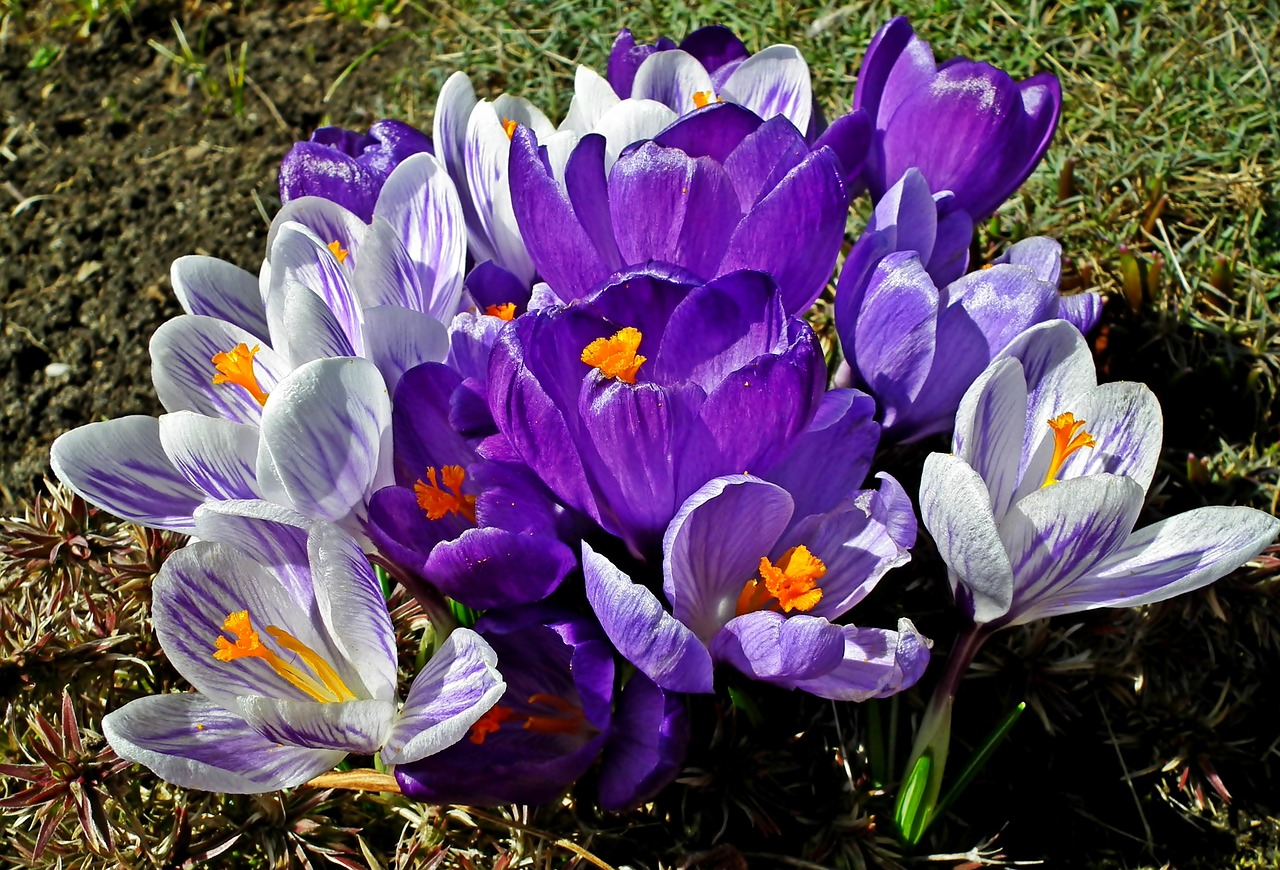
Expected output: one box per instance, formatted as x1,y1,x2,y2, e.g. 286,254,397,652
1,1,1277,867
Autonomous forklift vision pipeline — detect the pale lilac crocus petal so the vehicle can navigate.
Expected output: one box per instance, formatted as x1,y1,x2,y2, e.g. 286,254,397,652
1058,291,1104,333
157,412,261,501
267,223,363,356
171,256,269,342
103,694,346,793
631,49,715,115
372,152,467,321
919,452,1013,623
582,541,715,694
561,66,620,134
764,388,880,521
598,672,690,812
382,627,505,765
1028,507,1280,620
352,217,423,310
710,611,846,683
277,281,357,365
663,475,793,642
953,358,1028,521
433,72,496,264
852,252,939,419
787,620,930,701
721,44,813,133
998,474,1145,623
50,416,206,532
256,357,391,525
993,236,1062,285
360,305,450,394
1050,382,1162,492
237,697,393,754
465,100,540,286
268,197,369,273
150,315,289,424
192,499,316,608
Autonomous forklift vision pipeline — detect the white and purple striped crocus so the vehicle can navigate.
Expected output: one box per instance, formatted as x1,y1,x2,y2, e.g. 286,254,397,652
922,319,1280,629
103,505,505,794
854,16,1061,221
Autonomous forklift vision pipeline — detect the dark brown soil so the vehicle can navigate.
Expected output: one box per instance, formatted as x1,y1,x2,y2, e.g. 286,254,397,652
0,2,418,505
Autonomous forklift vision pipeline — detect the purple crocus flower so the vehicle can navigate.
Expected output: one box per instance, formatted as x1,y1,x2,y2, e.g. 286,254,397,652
921,319,1280,628
582,473,928,697
854,16,1061,221
487,266,825,555
279,120,433,223
103,505,504,793
395,606,689,810
508,103,857,313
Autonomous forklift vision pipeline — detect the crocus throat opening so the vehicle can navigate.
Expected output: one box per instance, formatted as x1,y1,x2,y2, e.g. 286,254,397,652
692,90,723,108
211,343,269,406
1041,412,1097,487
581,327,646,384
327,240,350,264
213,610,356,703
466,693,586,745
415,465,477,523
736,545,827,616
485,302,517,321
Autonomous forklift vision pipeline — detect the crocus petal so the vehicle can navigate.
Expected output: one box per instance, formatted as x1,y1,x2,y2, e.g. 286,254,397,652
598,672,690,812
679,25,749,73
953,358,1028,521
653,101,764,164
103,694,346,793
993,236,1061,285
237,696,394,754
257,357,391,525
382,627,506,765
1058,291,1103,334
50,416,206,531
433,71,496,264
150,315,289,424
992,319,1096,461
721,115,811,211
854,17,938,132
721,44,813,133
267,223,363,355
171,255,269,342
919,452,1013,623
851,252,939,419
352,217,423,310
787,620,930,701
811,109,872,190
465,100,539,285
360,305,450,394
710,611,846,683
278,144,379,222
429,526,576,609
1046,381,1163,493
561,65,622,134
277,281,357,365
631,49,716,115
268,198,369,270
591,98,680,169
158,412,261,500
192,499,316,609
582,541,715,694
607,28,676,98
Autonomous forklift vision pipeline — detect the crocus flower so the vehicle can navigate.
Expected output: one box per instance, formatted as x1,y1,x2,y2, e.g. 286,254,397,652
487,266,825,555
582,472,928,697
103,504,505,793
508,103,854,313
396,605,689,810
854,16,1061,221
279,120,434,222
921,319,1280,628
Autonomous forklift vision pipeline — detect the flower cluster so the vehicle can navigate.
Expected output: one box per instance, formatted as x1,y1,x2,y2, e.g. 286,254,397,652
50,17,1277,823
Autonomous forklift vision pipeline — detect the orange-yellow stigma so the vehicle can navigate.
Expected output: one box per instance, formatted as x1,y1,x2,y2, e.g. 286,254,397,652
327,240,350,264
736,545,827,616
211,343,269,406
692,90,723,108
466,694,585,744
501,118,519,139
485,302,517,321
1041,412,1097,487
468,705,516,744
581,327,646,384
415,465,477,523
213,610,356,703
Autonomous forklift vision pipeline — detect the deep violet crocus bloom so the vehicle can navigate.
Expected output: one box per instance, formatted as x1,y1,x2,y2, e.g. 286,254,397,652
582,473,928,697
395,606,690,811
487,266,825,556
854,16,1061,221
280,120,433,223
104,504,504,793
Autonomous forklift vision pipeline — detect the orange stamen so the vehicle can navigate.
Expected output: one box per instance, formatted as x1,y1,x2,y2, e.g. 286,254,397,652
522,693,586,736
414,465,477,522
485,302,517,321
692,91,722,108
581,327,646,384
1041,412,1097,487
213,610,355,702
468,705,516,744
211,343,269,406
736,545,826,616
501,118,519,139
327,240,350,264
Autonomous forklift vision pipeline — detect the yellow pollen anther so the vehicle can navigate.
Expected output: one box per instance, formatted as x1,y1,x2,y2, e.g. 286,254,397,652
692,90,723,108
736,545,827,616
327,240,350,264
501,118,519,139
1041,412,1097,487
468,705,516,744
211,343,269,406
485,302,517,321
415,465,477,522
581,327,646,384
213,610,356,703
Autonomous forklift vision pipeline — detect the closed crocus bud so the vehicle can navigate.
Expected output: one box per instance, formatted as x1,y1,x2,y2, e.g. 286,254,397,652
854,17,1061,222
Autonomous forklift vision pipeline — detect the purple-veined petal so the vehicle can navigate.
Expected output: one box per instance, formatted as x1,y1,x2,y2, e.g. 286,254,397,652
267,223,363,357
953,358,1028,521
1049,381,1162,493
103,694,346,793
50,416,206,532
709,610,845,683
598,672,690,812
171,255,269,342
382,627,506,765
465,100,540,286
360,305,450,394
582,541,715,694
352,216,424,310
193,499,317,609
1058,291,1103,333
267,197,368,274
277,281,357,365
631,49,716,115
720,44,812,132
433,71,496,264
158,412,262,501
787,620,931,701
237,697,394,754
